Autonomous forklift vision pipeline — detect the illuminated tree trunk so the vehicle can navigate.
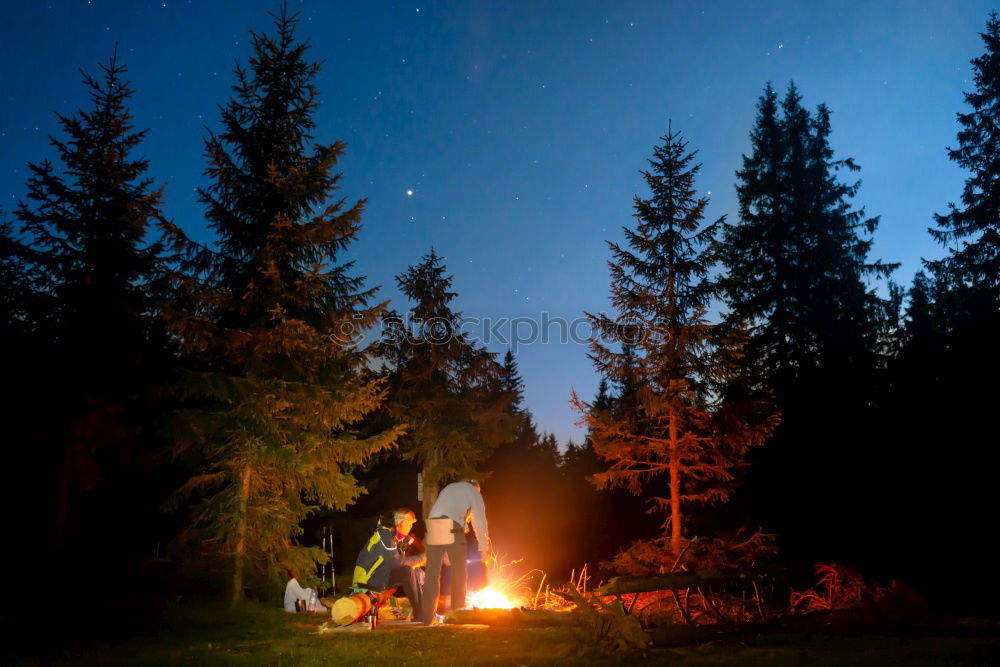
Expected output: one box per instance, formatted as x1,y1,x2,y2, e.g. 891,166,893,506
230,464,252,607
666,274,682,553
572,125,778,575
669,411,682,553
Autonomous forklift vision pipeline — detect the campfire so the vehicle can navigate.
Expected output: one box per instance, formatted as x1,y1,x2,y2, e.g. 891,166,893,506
466,586,519,609
461,551,540,610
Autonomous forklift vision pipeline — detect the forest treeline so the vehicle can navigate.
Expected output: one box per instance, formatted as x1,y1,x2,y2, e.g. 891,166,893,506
1,7,998,613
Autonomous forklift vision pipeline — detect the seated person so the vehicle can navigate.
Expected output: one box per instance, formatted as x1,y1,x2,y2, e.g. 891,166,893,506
283,570,327,612
353,508,426,621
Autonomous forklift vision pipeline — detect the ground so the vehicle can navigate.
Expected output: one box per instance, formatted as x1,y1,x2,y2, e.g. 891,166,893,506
7,603,999,665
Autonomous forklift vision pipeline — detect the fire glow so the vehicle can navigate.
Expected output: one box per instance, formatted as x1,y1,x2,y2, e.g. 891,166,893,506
466,586,518,609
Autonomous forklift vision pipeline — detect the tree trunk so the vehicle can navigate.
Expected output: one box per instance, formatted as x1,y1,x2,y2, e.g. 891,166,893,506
594,566,779,596
666,272,682,553
669,409,682,553
231,463,252,607
421,449,441,522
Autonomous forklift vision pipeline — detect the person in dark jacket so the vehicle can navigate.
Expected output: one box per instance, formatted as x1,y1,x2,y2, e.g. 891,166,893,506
353,508,426,620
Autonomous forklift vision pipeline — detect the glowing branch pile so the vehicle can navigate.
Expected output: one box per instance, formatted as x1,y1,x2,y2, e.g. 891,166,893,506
463,550,535,610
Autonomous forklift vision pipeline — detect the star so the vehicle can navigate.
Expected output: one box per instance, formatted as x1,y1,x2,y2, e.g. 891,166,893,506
406,189,414,196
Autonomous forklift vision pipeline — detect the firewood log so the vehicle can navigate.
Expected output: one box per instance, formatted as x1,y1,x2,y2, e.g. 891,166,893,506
594,567,779,596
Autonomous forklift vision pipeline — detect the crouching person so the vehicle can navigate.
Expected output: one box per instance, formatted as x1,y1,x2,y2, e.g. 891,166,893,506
353,508,426,621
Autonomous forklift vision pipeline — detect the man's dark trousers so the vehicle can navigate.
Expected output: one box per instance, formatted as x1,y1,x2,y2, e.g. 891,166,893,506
422,521,466,624
388,565,424,621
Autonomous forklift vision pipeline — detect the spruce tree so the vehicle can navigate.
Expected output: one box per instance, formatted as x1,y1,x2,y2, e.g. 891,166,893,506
886,271,947,425
572,126,778,564
913,13,1000,603
484,349,542,487
724,83,896,561
724,83,893,397
13,50,169,549
377,250,517,520
162,8,403,605
899,272,944,372
929,12,1000,364
500,350,526,408
495,349,536,451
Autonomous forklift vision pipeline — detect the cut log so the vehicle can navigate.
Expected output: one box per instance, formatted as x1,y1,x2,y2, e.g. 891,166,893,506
594,567,779,596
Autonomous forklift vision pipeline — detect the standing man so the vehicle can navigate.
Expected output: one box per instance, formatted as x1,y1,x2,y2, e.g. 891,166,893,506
422,479,491,625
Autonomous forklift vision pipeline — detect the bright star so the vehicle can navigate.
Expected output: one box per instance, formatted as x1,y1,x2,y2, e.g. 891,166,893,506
406,189,414,196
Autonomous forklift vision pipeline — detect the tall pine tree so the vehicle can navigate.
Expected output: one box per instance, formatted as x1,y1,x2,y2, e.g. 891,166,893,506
904,12,1000,608
573,126,778,568
724,84,895,562
725,83,894,398
485,350,542,478
930,12,1000,332
377,250,517,520
13,50,170,552
162,8,403,605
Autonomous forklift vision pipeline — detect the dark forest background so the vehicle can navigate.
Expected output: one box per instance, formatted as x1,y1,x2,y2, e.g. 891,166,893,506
1,6,999,628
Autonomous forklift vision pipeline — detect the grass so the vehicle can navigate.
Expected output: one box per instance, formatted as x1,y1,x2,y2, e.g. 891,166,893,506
8,601,999,666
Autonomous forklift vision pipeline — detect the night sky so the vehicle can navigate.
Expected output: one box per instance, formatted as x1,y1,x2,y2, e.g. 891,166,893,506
1,1,991,444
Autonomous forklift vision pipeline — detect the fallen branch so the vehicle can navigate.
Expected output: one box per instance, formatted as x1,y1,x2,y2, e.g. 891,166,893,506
698,586,732,625
595,566,779,596
670,589,693,626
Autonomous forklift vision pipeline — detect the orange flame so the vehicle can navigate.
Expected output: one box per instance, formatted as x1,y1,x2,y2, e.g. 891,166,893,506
466,586,519,609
